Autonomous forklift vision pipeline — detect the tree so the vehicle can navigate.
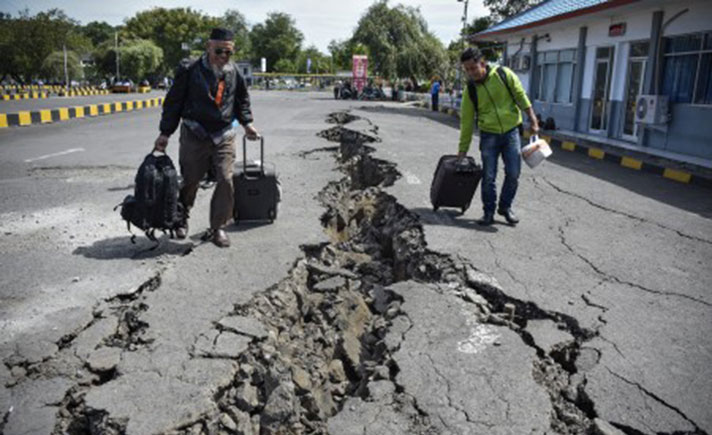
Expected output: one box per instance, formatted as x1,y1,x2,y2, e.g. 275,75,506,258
483,0,540,21
274,59,296,73
118,39,163,82
250,12,303,72
0,9,91,83
41,50,83,82
219,9,251,60
351,1,447,82
81,21,115,46
123,7,218,74
296,45,329,74
465,16,500,61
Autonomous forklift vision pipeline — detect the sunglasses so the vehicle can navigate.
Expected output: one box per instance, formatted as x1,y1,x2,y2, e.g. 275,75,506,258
214,48,233,56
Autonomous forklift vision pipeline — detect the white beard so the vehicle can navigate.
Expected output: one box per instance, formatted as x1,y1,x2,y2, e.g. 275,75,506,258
211,63,226,78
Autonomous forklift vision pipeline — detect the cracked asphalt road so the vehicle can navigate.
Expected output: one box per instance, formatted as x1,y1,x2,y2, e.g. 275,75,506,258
1,92,711,434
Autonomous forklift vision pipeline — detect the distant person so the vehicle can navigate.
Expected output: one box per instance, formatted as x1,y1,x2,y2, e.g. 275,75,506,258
458,47,539,226
154,27,260,247
430,77,441,111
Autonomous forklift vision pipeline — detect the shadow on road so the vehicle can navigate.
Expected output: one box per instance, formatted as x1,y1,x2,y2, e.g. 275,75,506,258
410,207,500,233
357,105,460,130
73,236,193,260
545,150,712,219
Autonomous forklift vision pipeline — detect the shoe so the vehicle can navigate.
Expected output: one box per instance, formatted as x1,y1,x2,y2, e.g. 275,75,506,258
478,212,495,226
211,229,230,248
497,208,519,225
175,224,188,240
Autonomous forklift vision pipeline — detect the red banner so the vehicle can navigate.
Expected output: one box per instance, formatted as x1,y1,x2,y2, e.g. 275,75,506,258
352,55,368,93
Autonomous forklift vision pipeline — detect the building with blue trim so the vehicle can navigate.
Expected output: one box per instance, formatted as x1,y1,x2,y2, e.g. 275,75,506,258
473,0,712,164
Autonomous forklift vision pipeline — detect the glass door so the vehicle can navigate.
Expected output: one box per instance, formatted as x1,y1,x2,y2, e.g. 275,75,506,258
590,47,614,132
623,42,649,141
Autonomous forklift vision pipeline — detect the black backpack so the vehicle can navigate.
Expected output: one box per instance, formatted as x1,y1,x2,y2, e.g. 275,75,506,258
116,153,184,243
467,66,524,135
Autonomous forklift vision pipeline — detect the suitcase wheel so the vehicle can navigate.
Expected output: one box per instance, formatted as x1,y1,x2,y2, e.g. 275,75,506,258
433,205,439,212
268,208,275,223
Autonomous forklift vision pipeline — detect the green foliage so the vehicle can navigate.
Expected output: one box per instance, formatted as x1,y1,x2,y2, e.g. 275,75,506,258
351,0,447,81
296,46,330,74
118,39,164,82
81,21,115,46
123,7,218,74
483,0,539,21
0,9,91,83
273,58,296,73
219,9,251,60
250,12,303,72
41,50,83,81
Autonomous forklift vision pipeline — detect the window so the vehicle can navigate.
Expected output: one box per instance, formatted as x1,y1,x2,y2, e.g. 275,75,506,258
536,49,577,103
662,32,712,104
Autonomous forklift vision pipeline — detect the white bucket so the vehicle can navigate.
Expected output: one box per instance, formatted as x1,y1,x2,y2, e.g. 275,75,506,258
521,135,553,168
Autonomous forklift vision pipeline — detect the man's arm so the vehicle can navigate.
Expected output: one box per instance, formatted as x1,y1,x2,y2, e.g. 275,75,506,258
505,68,539,134
233,73,259,139
458,85,475,158
154,60,191,151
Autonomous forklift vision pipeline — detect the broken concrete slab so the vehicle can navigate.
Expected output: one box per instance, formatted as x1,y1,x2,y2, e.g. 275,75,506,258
388,281,552,434
327,397,414,435
217,315,268,340
3,378,73,435
313,276,347,292
526,319,574,354
87,346,122,372
73,316,119,360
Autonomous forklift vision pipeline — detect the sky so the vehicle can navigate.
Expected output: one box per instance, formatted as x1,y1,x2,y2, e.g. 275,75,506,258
0,0,490,52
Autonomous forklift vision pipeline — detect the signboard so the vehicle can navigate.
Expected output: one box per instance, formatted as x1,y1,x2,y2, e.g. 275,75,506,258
307,58,312,74
609,23,626,37
352,55,368,93
261,57,267,73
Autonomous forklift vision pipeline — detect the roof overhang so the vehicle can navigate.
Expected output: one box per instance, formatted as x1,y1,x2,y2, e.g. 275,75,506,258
472,0,641,41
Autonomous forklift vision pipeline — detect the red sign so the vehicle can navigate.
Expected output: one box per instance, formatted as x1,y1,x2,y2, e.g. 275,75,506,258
352,55,368,93
609,23,626,37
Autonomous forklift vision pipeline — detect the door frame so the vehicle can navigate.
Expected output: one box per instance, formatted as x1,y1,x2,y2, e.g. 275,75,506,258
589,46,615,134
622,57,647,141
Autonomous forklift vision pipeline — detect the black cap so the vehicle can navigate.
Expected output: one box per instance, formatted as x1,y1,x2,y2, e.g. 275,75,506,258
209,28,234,41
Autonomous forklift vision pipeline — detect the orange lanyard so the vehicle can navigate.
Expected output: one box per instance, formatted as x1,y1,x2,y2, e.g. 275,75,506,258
214,79,225,107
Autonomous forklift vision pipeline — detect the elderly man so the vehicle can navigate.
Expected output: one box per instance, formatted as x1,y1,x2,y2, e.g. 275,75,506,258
154,28,259,247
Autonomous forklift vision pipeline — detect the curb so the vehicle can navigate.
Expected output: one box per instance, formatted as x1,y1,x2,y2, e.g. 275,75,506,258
524,131,712,189
414,100,711,189
0,96,164,128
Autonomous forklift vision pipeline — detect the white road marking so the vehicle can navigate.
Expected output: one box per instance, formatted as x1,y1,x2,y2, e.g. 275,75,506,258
25,148,85,163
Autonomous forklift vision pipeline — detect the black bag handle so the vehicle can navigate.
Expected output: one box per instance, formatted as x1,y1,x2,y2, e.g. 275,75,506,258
242,134,264,181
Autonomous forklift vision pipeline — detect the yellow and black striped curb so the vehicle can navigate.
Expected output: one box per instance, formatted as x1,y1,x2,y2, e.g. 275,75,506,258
523,131,712,189
2,90,112,100
2,92,50,101
0,97,165,129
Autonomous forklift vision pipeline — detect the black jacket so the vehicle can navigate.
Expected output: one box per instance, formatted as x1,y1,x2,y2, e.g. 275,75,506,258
159,55,253,136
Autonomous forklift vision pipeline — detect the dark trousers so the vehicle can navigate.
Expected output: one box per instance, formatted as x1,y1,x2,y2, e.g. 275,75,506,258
431,93,439,111
479,128,521,214
178,124,236,229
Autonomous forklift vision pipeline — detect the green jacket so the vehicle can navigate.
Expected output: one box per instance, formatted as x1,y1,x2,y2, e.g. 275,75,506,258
459,65,531,153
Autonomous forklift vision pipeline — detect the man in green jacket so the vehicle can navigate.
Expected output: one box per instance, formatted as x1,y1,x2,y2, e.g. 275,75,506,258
458,47,539,226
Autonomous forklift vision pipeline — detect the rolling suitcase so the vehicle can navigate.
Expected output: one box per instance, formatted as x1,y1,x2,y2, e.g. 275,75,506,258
233,135,280,223
430,155,482,214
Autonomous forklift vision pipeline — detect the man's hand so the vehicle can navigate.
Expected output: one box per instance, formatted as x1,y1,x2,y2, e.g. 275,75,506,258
457,151,467,159
244,123,260,140
154,134,169,152
530,120,540,135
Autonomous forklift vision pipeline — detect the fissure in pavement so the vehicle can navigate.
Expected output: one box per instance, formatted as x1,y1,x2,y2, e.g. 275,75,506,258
165,111,605,434
24,111,698,434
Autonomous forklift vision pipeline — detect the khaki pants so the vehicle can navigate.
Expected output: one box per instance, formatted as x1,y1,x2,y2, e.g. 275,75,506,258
178,123,236,229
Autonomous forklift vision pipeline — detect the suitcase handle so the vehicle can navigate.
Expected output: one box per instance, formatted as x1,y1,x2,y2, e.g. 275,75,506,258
242,135,265,181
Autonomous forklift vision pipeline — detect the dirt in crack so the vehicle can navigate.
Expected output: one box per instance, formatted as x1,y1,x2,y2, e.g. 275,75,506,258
179,112,601,434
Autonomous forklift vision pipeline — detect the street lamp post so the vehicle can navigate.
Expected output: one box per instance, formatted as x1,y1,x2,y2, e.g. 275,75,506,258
457,0,470,92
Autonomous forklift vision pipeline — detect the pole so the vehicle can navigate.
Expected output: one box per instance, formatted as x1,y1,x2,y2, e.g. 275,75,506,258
115,32,120,81
457,0,470,92
63,44,69,93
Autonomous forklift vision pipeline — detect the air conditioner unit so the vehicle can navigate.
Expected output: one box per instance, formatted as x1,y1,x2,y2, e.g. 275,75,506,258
635,94,669,124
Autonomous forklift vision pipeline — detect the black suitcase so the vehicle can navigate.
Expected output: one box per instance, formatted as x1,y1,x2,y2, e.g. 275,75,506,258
233,135,280,223
430,155,482,214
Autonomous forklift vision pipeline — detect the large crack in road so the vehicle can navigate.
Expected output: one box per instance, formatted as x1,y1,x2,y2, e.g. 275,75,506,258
3,111,705,435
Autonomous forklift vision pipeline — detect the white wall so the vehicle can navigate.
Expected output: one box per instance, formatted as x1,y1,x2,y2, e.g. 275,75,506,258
662,0,712,36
